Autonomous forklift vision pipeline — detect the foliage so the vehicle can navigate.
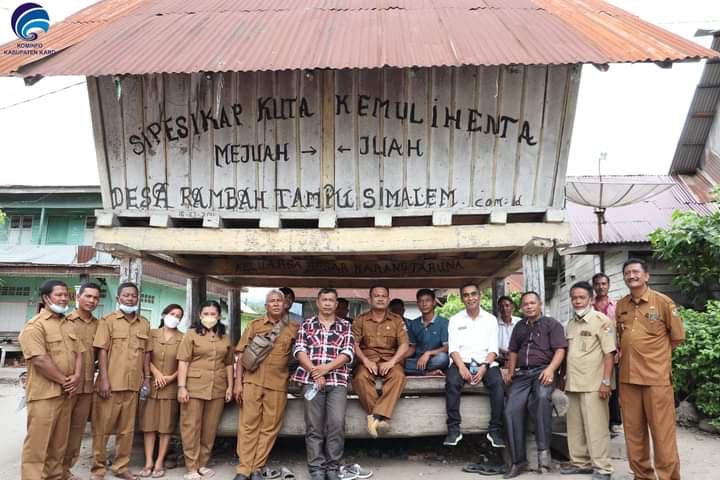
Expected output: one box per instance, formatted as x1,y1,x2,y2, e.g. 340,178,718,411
435,289,523,319
649,207,720,309
672,301,720,421
0,209,5,224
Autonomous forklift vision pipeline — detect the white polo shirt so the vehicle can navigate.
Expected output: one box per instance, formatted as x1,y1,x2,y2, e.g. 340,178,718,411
448,308,499,363
497,315,522,352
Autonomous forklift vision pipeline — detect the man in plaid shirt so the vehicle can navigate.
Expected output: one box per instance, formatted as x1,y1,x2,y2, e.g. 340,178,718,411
293,288,354,480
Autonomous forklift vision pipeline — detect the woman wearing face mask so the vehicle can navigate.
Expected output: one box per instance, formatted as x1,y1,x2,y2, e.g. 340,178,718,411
176,300,234,480
139,304,185,478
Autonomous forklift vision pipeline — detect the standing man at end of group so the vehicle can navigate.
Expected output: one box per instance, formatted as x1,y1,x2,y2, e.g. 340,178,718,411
91,282,152,480
19,280,84,480
444,283,506,448
63,282,101,480
353,286,409,437
617,258,684,480
503,292,567,479
293,288,354,480
561,281,615,480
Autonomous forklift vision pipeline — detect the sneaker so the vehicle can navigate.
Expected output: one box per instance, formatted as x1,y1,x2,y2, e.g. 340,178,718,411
610,424,623,434
443,431,463,446
486,431,506,448
339,464,367,480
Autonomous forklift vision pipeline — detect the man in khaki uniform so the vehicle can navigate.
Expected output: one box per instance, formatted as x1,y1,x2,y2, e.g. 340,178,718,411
91,282,152,480
352,286,409,437
234,290,300,480
63,282,101,480
19,279,84,480
617,258,684,480
561,281,615,480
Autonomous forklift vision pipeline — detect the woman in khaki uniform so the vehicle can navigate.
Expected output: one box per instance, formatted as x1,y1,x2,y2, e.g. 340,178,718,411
139,304,185,478
177,300,234,480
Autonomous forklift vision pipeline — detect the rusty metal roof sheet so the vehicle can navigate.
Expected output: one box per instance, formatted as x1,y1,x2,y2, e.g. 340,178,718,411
670,32,720,174
567,175,718,246
0,0,717,76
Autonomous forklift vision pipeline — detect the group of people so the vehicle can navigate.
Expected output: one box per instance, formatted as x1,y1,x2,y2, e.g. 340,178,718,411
19,257,684,480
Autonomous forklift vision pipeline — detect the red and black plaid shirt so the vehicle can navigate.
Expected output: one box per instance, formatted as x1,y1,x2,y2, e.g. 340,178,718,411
292,316,354,387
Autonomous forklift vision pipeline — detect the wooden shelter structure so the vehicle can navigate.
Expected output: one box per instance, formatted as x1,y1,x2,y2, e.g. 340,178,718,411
1,0,716,437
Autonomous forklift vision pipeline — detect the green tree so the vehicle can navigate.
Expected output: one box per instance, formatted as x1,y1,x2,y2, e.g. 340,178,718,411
649,188,720,309
436,289,523,318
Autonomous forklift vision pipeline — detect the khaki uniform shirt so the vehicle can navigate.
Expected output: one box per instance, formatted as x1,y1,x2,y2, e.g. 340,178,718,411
565,309,616,392
66,309,99,394
177,330,234,400
93,310,152,392
616,288,685,386
236,316,300,392
149,328,183,399
19,308,85,402
352,311,409,362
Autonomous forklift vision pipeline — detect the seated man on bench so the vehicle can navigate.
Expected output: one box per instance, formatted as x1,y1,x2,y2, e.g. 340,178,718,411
404,289,449,376
352,286,409,438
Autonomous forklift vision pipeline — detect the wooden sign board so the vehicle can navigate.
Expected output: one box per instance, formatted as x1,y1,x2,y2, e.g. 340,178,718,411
89,65,580,219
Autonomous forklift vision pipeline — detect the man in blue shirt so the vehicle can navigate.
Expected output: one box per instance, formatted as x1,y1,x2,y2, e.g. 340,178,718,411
404,289,449,376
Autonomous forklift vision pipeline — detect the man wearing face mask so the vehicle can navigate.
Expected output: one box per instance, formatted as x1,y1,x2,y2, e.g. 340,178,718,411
560,282,615,480
91,282,152,480
63,282,102,480
19,279,85,480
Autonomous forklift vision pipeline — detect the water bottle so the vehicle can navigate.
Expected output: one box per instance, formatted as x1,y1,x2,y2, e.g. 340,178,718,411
139,383,150,401
469,359,479,385
304,383,320,401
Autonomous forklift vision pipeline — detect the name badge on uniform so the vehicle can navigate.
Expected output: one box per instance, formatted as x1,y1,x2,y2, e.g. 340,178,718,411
646,308,659,321
458,326,468,331
580,330,592,337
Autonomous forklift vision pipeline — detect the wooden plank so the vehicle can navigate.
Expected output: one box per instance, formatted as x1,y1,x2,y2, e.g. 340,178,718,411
235,72,260,208
163,74,191,210
381,68,406,198
185,276,207,324
212,72,238,209
119,257,143,287
553,65,582,208
257,71,277,210
515,66,546,207
523,253,545,301
334,69,357,210
142,74,166,196
320,70,335,209
228,288,242,345
428,67,452,193
406,67,429,195
452,66,477,208
121,76,147,206
86,78,113,209
97,76,127,201
94,222,571,256
356,69,382,209
535,66,568,206
472,66,500,209
494,66,523,204
275,70,299,209
189,73,214,209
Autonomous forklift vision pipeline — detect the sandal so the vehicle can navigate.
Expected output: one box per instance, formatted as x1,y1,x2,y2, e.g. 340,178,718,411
151,470,165,478
198,467,215,477
261,468,281,479
138,468,153,478
462,463,506,475
280,467,295,480
183,472,202,480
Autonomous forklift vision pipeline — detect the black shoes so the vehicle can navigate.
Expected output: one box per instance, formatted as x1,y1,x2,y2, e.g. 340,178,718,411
443,431,463,446
560,466,594,475
503,462,528,478
486,430,506,448
538,450,552,473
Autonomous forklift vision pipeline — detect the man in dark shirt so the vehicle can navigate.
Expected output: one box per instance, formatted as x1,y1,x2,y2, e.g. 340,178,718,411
503,292,567,478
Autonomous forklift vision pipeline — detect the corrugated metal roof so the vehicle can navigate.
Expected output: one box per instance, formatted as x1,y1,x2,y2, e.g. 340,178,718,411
567,175,718,247
0,0,716,77
670,33,720,174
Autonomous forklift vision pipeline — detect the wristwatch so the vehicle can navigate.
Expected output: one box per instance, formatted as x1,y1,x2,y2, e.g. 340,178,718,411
601,379,611,387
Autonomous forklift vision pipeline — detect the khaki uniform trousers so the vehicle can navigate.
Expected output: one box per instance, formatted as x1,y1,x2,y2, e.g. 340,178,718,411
352,363,406,419
236,383,288,477
567,391,613,474
620,383,680,480
91,391,139,477
22,395,73,480
63,392,93,477
180,398,225,471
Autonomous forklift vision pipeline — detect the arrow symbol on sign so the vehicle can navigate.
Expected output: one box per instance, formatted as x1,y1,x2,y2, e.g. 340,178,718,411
337,145,351,153
301,146,317,155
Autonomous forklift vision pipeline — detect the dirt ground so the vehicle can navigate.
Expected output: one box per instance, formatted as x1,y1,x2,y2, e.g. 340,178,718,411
2,380,719,480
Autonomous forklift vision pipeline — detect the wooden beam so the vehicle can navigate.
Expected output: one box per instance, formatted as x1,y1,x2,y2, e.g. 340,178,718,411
207,276,489,289
94,223,570,256
119,257,143,287
228,288,242,345
522,254,545,301
186,276,207,322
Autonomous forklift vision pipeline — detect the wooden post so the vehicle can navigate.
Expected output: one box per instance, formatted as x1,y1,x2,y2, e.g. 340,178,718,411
119,257,143,288
186,276,207,324
522,254,545,302
491,278,506,316
228,288,242,346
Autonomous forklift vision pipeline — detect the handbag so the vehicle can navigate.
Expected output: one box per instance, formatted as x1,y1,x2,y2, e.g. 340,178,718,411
241,316,288,372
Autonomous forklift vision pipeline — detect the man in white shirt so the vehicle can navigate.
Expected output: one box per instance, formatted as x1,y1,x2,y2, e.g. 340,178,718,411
444,283,506,448
496,295,521,364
